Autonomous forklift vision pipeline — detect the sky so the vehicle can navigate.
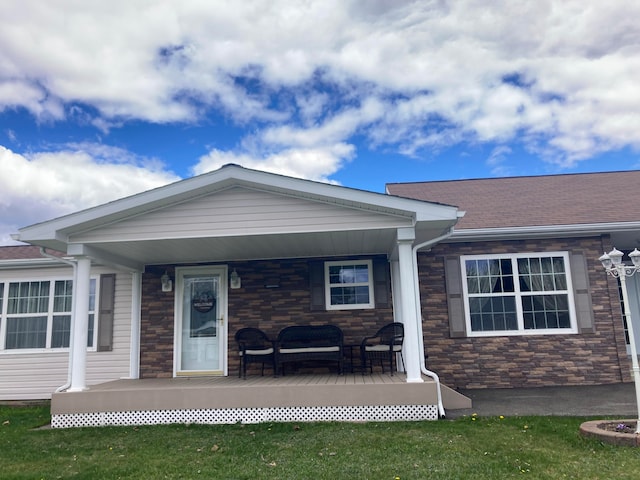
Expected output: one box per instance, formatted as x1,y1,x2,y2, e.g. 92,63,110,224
1,0,640,245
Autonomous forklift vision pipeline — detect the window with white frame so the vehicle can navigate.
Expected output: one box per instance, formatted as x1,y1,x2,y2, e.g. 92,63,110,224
1,278,97,351
461,253,576,336
325,260,374,310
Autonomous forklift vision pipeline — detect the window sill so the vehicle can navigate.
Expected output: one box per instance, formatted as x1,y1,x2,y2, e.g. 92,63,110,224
0,347,98,355
326,304,375,311
466,328,579,338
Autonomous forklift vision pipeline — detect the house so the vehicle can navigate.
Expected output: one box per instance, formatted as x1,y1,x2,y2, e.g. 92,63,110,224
1,166,636,427
3,164,470,426
387,170,640,390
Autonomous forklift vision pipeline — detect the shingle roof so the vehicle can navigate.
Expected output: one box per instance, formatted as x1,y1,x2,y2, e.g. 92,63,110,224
0,245,64,260
386,170,640,230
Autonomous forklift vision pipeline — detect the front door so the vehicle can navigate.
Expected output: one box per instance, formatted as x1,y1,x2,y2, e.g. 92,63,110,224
176,266,227,375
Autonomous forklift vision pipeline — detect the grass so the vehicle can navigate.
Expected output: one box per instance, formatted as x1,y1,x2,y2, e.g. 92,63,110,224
2,406,640,479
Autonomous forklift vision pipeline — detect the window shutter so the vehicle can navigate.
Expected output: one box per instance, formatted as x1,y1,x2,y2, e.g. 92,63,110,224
569,252,595,333
444,256,467,338
97,273,116,351
309,261,325,311
373,258,391,308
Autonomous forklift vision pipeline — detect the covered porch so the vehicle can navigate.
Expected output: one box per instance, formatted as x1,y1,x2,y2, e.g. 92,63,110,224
51,373,472,428
14,164,468,426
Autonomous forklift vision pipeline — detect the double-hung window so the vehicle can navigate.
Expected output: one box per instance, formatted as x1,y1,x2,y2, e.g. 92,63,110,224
325,260,375,310
461,252,576,336
1,278,97,351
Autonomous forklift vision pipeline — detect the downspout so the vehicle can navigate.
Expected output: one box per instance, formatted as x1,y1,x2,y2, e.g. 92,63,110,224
39,248,77,393
411,227,455,418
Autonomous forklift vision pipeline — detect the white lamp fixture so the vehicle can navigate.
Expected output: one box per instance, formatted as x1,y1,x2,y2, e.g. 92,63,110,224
161,271,172,292
598,252,613,270
599,247,640,434
230,269,241,289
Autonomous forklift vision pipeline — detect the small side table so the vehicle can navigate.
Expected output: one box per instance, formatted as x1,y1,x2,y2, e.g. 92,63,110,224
343,343,366,373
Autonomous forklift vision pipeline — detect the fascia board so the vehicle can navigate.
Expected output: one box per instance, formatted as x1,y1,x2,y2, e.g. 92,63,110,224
447,221,640,242
233,167,461,220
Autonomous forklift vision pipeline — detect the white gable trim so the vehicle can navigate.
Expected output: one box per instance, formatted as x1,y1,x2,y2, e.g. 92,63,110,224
15,165,460,253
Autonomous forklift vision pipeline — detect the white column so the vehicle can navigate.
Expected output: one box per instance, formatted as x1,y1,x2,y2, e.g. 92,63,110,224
390,260,402,322
129,271,142,379
396,228,423,383
68,256,91,392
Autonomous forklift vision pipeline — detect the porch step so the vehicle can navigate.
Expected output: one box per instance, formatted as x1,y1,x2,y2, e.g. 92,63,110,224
440,384,473,410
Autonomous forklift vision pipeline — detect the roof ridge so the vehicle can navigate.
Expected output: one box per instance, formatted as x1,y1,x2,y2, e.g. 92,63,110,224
386,169,640,187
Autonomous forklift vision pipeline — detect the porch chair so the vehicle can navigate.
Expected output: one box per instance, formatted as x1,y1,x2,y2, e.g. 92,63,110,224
360,322,405,375
235,328,276,379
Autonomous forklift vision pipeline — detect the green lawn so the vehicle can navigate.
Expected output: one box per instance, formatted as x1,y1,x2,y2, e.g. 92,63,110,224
2,406,640,479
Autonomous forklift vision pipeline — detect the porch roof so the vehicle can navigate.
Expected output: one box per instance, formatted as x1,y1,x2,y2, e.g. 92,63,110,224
14,164,462,270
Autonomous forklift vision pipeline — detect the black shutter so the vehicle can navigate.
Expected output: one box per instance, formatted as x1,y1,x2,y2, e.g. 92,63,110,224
444,256,467,338
97,273,116,351
373,258,391,308
309,261,325,311
569,252,595,333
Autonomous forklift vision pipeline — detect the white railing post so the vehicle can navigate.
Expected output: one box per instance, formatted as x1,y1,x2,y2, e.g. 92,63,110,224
396,228,423,383
129,271,142,379
69,256,91,392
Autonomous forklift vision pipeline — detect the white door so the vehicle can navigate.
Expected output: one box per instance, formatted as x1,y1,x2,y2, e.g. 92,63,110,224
176,266,227,375
625,275,640,356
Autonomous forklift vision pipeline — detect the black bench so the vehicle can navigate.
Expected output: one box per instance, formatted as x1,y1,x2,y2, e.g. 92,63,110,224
276,325,344,375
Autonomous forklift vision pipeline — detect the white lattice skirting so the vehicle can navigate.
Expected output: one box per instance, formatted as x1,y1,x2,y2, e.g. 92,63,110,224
51,404,439,428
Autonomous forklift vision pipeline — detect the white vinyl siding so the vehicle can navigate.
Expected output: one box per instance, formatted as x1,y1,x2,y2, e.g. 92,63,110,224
70,187,412,243
0,269,131,400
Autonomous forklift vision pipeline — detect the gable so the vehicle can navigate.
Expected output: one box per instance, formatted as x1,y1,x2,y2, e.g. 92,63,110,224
70,186,414,243
15,164,461,266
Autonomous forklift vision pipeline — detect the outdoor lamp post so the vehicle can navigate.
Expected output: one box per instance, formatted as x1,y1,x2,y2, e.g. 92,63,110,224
599,247,640,434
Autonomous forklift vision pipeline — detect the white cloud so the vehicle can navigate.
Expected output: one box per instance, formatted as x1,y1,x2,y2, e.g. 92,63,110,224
486,146,514,177
193,143,355,183
260,97,386,148
0,144,180,243
1,0,639,172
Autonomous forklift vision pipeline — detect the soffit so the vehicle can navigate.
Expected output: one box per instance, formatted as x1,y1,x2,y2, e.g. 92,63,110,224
64,218,456,266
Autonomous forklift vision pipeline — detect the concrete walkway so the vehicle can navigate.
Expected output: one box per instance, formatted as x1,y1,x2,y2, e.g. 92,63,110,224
447,383,638,418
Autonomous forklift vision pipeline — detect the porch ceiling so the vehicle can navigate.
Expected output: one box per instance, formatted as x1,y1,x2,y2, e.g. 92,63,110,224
70,220,454,268
98,230,395,266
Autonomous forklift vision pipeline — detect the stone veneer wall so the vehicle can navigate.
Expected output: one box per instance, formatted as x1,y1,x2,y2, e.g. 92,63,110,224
139,258,394,378
140,267,176,378
418,235,631,389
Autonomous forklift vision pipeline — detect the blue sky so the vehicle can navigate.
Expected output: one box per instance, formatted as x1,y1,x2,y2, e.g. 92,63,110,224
1,0,639,244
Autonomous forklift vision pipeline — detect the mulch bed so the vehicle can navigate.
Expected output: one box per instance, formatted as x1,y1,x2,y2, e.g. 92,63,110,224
598,421,637,434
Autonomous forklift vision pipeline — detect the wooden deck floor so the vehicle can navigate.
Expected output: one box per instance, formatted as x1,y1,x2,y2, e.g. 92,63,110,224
53,373,470,415
90,372,412,390
50,373,471,427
